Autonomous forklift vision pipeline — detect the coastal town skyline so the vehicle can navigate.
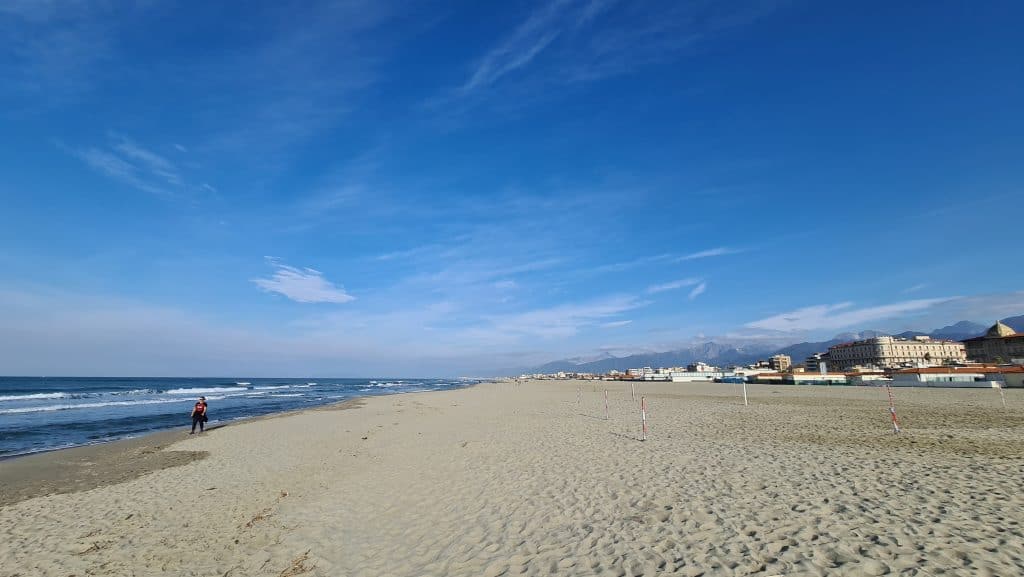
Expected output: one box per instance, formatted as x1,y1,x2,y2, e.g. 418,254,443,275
2,1,1023,376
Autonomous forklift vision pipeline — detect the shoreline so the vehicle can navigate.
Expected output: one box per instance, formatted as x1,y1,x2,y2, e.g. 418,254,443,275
0,381,487,507
0,377,480,462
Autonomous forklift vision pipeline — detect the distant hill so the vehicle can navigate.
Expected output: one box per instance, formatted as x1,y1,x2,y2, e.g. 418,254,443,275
770,331,884,365
530,342,774,374
930,320,987,340
523,316,1022,375
771,338,848,365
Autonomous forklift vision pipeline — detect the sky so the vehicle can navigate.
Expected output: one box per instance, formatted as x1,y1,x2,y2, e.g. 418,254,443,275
1,1,1022,377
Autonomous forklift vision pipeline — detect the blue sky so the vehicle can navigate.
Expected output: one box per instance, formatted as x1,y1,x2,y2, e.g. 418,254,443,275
1,1,1022,376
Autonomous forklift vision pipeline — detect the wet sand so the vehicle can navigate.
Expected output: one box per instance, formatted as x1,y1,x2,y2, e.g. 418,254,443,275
0,429,208,507
1,381,1022,576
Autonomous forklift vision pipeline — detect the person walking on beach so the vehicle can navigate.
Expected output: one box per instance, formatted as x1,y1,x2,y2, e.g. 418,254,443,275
190,396,208,434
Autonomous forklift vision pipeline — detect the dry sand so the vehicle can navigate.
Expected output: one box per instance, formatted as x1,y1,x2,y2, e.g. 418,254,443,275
1,380,1022,576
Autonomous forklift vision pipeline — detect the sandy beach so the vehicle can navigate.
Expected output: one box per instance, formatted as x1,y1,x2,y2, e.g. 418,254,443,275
2,380,1022,576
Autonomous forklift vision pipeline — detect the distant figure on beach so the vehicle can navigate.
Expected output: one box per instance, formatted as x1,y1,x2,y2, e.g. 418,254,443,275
190,396,208,434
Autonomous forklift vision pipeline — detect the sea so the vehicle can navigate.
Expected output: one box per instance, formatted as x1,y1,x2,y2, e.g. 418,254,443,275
0,376,476,458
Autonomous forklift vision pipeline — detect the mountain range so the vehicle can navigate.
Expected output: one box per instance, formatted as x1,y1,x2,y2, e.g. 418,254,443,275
524,316,1024,375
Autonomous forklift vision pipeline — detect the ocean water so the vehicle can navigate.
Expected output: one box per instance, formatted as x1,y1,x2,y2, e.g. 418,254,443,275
0,377,475,458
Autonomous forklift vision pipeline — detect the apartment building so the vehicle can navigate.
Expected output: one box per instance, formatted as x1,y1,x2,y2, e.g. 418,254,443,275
826,336,966,370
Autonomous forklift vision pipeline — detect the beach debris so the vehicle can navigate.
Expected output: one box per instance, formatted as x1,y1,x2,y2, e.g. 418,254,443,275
245,508,272,528
244,492,289,529
279,549,316,577
75,541,110,555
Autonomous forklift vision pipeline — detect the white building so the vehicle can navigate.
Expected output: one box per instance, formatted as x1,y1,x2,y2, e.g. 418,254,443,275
827,336,966,370
670,370,727,382
890,367,996,388
768,355,792,371
687,362,716,372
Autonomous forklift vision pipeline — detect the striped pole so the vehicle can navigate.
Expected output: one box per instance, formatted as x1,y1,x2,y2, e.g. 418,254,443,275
885,384,901,434
604,390,609,420
996,383,1007,408
640,396,647,441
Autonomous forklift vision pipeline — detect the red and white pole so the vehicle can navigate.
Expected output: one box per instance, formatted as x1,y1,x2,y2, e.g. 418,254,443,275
604,390,609,420
885,384,901,434
640,396,648,441
996,382,1007,408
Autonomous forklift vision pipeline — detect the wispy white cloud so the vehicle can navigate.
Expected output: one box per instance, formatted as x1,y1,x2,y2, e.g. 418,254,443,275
252,258,355,304
66,134,203,198
745,297,956,332
461,0,575,93
902,283,928,294
483,295,646,339
601,319,632,328
375,244,443,261
418,257,563,288
646,277,701,294
676,247,741,261
450,0,779,102
688,281,707,300
73,147,166,196
593,253,675,274
110,134,181,185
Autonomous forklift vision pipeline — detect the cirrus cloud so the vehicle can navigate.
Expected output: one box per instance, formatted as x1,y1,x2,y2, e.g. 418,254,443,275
688,281,707,300
745,297,956,332
646,277,701,294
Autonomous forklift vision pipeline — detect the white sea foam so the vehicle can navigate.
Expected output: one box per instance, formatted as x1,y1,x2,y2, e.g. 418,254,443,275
0,398,186,414
164,387,244,395
252,385,291,390
0,392,68,401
